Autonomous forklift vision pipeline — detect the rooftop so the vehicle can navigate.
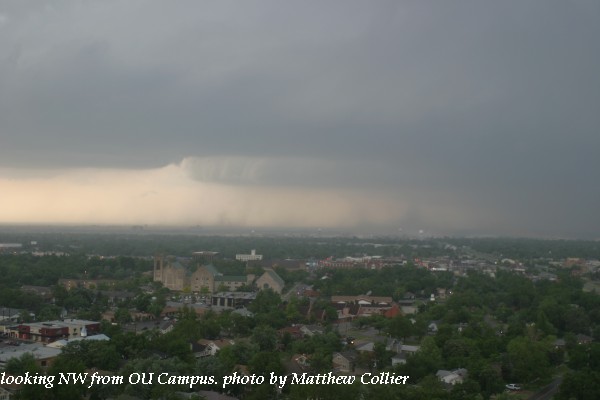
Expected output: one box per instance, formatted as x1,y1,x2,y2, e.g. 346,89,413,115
0,343,62,364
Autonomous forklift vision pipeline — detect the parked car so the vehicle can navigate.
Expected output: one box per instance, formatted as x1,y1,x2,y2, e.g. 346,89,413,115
506,384,521,391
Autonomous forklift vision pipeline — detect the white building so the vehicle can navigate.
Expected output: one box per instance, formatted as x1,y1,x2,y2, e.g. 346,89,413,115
436,369,468,385
235,249,263,262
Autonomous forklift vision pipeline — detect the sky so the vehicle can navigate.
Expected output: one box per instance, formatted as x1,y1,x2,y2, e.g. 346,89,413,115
1,1,599,238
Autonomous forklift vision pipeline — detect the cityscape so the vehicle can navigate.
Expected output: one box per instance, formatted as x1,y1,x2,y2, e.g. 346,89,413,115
1,1,599,399
0,233,599,399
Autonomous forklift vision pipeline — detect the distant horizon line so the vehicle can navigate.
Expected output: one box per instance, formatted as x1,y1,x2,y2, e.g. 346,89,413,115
0,223,597,241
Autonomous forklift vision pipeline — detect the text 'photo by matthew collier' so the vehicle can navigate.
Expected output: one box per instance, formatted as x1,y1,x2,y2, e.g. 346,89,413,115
1,371,410,389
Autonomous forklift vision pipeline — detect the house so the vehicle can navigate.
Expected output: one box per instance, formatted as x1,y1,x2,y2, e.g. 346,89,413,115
160,302,209,318
99,290,135,305
385,338,403,353
300,325,324,337
333,302,360,321
130,311,154,321
284,354,311,375
483,315,507,336
0,387,12,400
261,259,304,271
297,304,329,322
436,288,448,300
278,326,303,340
21,286,54,302
400,305,418,315
356,342,375,353
331,295,393,306
332,351,357,373
332,295,395,319
383,304,402,318
294,354,311,368
576,334,593,345
392,354,407,366
0,343,62,369
232,307,254,318
428,322,439,334
159,320,175,335
194,390,240,400
103,309,153,323
58,279,117,291
0,376,21,399
0,308,20,322
196,339,235,358
399,344,420,356
436,368,468,385
302,289,321,298
383,338,415,366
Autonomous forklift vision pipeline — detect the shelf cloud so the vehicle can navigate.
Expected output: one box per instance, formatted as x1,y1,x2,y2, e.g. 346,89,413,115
1,1,599,237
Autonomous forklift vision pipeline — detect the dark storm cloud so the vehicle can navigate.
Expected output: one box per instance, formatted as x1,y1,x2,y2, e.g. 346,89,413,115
1,0,599,236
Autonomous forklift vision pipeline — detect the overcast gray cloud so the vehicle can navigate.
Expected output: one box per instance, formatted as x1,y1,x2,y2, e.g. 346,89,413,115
0,1,599,237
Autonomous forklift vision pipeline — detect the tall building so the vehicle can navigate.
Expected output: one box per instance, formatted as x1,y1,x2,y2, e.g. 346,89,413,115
153,255,285,295
153,256,252,293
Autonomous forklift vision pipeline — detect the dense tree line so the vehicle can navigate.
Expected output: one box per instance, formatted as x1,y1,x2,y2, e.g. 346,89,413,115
0,254,151,287
3,231,600,261
313,265,454,298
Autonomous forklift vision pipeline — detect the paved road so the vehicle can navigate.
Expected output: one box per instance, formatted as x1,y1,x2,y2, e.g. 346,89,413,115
282,283,302,301
527,377,563,400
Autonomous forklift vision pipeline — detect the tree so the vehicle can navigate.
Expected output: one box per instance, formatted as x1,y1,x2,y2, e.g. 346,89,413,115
60,340,121,371
250,289,286,328
36,305,62,321
285,298,303,323
228,312,255,336
287,380,361,400
471,362,505,399
536,310,557,336
248,288,281,314
5,354,48,400
218,341,258,370
251,325,278,352
248,351,284,376
4,353,41,375
112,331,150,360
47,352,87,399
506,336,550,382
120,355,194,399
442,337,480,369
134,293,152,312
309,351,333,373
168,306,202,342
400,336,442,381
557,369,600,400
449,379,484,400
374,341,392,369
388,315,413,341
114,307,132,324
